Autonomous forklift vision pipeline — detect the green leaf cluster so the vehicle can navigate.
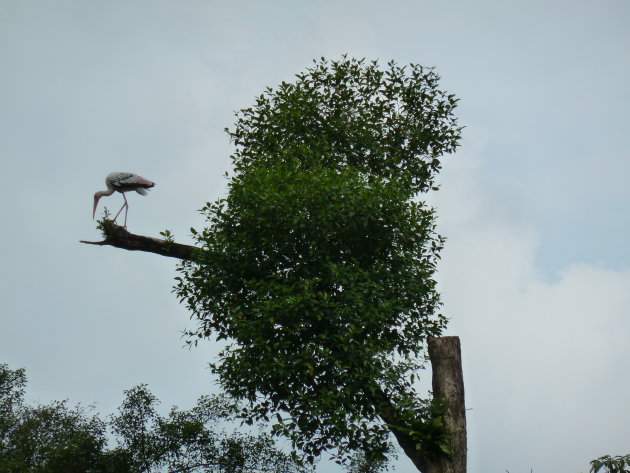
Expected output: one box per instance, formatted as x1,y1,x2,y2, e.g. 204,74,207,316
0,364,307,473
0,364,108,473
227,56,461,194
176,56,461,464
109,384,306,473
405,398,452,457
588,455,630,473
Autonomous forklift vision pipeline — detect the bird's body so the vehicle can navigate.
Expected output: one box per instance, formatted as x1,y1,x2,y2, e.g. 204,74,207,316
93,172,155,227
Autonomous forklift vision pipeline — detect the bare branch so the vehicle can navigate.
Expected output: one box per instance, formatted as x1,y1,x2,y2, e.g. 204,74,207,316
81,223,198,260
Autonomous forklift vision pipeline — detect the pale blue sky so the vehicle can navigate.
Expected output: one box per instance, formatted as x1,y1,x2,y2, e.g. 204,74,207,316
0,1,628,472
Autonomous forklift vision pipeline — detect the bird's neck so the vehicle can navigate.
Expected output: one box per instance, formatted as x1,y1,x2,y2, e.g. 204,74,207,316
95,189,115,197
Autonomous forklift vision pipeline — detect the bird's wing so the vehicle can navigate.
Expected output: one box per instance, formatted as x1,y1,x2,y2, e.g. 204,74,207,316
107,172,135,189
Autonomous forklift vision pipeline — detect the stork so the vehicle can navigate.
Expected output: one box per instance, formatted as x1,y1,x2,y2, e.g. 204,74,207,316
93,172,155,227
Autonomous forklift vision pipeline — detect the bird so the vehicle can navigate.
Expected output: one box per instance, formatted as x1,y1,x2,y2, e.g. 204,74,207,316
93,172,155,227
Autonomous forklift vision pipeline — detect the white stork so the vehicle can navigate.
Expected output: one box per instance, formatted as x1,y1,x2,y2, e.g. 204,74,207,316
93,172,155,227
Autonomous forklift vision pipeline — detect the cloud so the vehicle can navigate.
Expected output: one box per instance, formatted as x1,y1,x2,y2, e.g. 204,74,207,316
430,144,630,472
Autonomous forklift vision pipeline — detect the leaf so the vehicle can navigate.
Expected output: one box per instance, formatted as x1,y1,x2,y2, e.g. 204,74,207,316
439,442,453,455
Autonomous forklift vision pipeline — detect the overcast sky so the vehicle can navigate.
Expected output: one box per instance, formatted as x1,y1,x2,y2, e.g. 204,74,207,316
0,1,628,472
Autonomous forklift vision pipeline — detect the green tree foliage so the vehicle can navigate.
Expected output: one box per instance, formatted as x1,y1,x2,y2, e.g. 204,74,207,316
345,447,393,473
587,455,630,473
0,365,26,451
0,364,106,473
176,57,462,465
110,384,307,473
0,364,306,473
8,403,106,473
227,56,460,194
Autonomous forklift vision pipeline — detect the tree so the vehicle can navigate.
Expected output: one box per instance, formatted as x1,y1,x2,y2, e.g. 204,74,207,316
0,364,307,473
84,57,466,472
176,56,463,471
0,364,107,473
110,384,308,473
0,364,26,453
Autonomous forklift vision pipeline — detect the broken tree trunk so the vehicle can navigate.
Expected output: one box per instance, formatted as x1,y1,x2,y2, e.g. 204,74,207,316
373,336,466,473
427,336,467,473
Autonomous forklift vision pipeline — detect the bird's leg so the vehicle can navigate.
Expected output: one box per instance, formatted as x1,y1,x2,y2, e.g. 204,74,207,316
122,193,129,229
112,194,129,227
113,202,126,223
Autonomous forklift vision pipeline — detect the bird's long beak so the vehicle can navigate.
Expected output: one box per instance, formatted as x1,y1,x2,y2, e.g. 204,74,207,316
93,195,100,219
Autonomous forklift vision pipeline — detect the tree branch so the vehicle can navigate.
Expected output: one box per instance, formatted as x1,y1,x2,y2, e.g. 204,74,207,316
369,382,432,473
80,222,198,260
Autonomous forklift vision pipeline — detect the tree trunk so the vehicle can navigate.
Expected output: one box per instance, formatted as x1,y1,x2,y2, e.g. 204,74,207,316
427,336,467,473
372,336,466,473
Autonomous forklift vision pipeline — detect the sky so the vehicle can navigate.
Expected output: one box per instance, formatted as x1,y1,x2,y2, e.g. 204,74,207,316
0,0,628,471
